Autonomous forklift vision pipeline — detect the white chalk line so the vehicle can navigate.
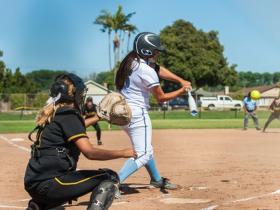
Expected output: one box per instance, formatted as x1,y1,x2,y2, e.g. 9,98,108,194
0,135,30,209
201,188,280,210
11,138,24,142
201,205,218,210
0,135,30,152
0,200,127,209
17,198,30,202
0,204,25,209
112,201,128,205
0,198,30,209
1,135,85,172
1,198,30,203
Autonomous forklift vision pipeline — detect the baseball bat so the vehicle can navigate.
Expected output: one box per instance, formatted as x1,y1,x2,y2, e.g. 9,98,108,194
186,90,198,116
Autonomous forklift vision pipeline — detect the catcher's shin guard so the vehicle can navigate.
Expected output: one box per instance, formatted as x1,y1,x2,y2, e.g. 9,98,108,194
87,180,117,210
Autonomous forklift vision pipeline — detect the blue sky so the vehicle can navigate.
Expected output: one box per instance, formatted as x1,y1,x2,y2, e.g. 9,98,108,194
0,0,280,77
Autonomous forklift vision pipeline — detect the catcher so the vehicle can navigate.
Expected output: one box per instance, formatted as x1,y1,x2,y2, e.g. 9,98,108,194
84,97,102,145
24,73,136,210
263,93,280,132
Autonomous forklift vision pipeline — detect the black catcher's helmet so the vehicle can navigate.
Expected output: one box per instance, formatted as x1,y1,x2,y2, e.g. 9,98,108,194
133,32,165,58
50,73,87,113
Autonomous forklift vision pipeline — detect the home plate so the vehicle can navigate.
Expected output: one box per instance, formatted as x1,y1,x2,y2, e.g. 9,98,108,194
11,138,24,142
112,201,128,206
127,184,154,188
160,198,212,204
189,186,208,191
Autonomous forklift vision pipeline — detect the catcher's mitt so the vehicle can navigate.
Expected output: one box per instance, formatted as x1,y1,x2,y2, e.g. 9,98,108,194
97,92,131,126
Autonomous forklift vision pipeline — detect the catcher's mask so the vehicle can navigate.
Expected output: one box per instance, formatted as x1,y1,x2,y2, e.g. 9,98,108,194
50,73,87,113
133,32,165,58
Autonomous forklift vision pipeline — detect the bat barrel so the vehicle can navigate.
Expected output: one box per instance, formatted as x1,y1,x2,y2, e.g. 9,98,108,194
190,110,198,116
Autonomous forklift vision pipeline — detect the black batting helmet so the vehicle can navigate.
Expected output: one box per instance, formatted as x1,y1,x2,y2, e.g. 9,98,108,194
133,32,165,58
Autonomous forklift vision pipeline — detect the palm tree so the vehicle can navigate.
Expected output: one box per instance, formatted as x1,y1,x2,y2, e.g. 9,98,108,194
94,6,136,88
111,5,136,65
123,24,138,53
94,10,113,70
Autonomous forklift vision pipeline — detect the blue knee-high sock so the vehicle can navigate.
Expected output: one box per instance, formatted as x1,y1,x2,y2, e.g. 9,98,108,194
145,158,161,182
118,158,138,183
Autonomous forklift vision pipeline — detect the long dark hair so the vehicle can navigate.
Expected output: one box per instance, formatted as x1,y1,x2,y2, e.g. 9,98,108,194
115,51,140,91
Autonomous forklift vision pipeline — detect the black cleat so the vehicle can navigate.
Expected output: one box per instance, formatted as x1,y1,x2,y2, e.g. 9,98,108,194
26,200,41,210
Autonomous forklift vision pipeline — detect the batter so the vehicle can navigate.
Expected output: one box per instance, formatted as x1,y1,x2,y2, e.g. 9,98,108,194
115,32,191,194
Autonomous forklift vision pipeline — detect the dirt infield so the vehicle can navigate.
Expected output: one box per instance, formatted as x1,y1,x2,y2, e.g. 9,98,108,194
1,129,280,210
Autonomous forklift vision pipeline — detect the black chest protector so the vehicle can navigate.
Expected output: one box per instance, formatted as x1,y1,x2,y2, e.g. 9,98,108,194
28,107,85,171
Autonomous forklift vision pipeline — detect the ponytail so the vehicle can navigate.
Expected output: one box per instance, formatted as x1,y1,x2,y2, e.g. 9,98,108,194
36,78,75,127
115,51,139,91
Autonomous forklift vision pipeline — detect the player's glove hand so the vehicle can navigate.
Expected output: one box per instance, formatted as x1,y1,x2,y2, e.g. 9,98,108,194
97,92,132,126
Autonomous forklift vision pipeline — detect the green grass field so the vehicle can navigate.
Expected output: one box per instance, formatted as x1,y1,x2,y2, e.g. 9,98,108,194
0,110,279,133
149,109,271,119
0,110,272,121
1,119,280,133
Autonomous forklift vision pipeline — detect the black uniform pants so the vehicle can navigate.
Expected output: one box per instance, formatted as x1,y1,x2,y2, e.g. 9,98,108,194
92,123,101,141
26,169,114,210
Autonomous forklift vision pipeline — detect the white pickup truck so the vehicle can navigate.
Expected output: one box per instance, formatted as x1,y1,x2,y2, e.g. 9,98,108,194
200,95,243,110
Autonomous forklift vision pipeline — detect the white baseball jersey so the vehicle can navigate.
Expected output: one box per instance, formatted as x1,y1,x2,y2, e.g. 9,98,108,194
121,58,160,110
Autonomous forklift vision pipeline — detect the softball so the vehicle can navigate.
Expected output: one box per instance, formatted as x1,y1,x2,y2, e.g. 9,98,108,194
250,90,261,100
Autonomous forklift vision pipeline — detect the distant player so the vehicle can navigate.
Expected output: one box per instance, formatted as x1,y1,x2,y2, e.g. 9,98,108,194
243,91,261,130
84,97,103,145
263,93,280,132
115,32,191,197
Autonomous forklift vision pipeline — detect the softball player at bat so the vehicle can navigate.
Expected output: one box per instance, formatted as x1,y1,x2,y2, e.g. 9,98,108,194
115,32,191,195
24,73,135,210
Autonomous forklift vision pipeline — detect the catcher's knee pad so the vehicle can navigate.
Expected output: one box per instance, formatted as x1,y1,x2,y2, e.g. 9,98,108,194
26,200,41,210
87,180,117,210
99,168,120,184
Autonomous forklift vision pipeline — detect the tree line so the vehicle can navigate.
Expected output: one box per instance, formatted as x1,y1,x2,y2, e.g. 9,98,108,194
237,71,280,87
0,52,36,95
0,50,279,96
0,52,65,95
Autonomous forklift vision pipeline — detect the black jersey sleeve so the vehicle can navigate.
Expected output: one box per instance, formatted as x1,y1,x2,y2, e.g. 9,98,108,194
60,114,88,142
